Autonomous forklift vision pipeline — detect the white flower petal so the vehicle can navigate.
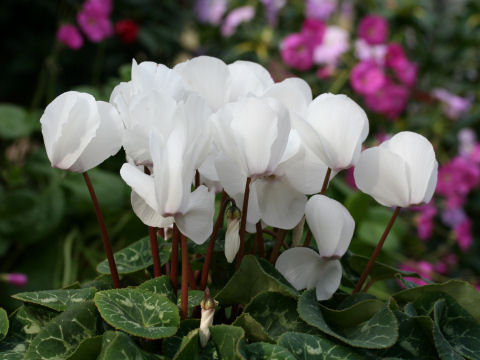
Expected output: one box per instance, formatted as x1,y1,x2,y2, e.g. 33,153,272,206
354,147,411,207
263,77,312,116
69,101,123,172
255,178,306,229
228,60,274,101
174,186,215,244
120,163,158,211
174,56,230,110
382,131,438,205
314,260,342,301
275,247,324,291
131,191,174,228
305,195,354,258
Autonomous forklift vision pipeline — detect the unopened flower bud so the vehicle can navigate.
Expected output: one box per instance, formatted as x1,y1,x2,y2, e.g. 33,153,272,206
199,288,218,347
224,205,241,263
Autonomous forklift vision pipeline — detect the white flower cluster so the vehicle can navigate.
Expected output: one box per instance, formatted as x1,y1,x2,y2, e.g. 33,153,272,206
40,56,438,300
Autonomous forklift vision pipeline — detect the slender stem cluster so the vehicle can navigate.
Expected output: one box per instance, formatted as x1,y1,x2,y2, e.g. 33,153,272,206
148,226,162,277
236,177,252,270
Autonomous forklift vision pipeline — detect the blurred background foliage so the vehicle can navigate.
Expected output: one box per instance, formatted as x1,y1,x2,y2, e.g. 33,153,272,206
1,0,479,311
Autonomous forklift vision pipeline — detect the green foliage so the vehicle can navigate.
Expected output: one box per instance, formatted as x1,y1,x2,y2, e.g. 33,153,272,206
0,104,38,139
0,309,7,342
11,288,96,312
97,331,165,360
66,335,102,360
245,342,296,360
94,288,179,339
97,236,171,275
139,276,176,302
209,325,246,360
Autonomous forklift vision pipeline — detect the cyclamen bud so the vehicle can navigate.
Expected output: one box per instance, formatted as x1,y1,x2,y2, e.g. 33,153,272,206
199,288,218,347
224,205,241,263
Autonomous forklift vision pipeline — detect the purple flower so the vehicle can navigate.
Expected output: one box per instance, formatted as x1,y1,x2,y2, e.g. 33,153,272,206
280,33,313,71
195,0,227,25
394,60,418,87
436,156,480,201
221,6,255,37
414,202,437,241
57,24,84,50
432,88,472,120
358,15,388,45
454,218,473,252
350,60,386,95
305,0,337,21
301,18,326,48
4,273,28,287
261,0,286,26
77,0,113,43
441,207,466,227
313,25,349,65
364,81,409,119
385,43,408,71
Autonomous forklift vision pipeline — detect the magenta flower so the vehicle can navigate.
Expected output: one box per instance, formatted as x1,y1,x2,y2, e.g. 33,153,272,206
399,261,434,286
364,82,409,119
195,0,227,25
316,65,334,79
394,61,418,87
358,15,388,45
3,273,28,287
82,0,112,17
77,0,113,43
281,33,313,71
57,24,84,50
350,60,386,95
221,6,255,37
414,202,437,241
436,156,480,201
454,218,473,252
305,0,337,21
385,43,408,71
301,18,326,48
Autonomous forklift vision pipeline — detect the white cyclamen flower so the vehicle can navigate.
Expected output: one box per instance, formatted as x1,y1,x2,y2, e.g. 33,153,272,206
276,247,342,301
296,93,369,172
224,205,241,263
40,91,123,172
305,195,355,258
354,131,438,208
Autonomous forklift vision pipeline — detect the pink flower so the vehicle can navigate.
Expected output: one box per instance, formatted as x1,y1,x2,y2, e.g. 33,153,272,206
358,15,388,45
221,6,255,37
301,18,326,48
281,33,313,71
354,39,387,64
306,0,337,21
4,273,28,287
57,24,84,50
350,60,386,95
441,207,466,227
77,6,113,42
313,25,349,65
414,202,437,241
82,0,112,17
385,43,408,71
400,261,434,286
432,88,472,120
454,218,473,252
316,65,335,79
458,128,476,157
394,61,417,87
195,0,227,25
436,156,480,200
434,253,458,274
345,167,357,189
364,82,409,119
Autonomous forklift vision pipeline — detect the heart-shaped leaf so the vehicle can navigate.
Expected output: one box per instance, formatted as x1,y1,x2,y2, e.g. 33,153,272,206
162,320,200,359
298,288,398,349
97,331,166,359
97,236,171,275
66,335,103,360
215,256,297,305
0,307,8,341
139,276,176,302
210,325,246,360
94,288,179,339
245,342,296,360
12,287,96,311
173,329,199,360
278,332,365,360
25,301,98,359
232,313,273,343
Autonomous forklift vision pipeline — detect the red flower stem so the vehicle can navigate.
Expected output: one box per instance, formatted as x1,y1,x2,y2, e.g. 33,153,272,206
195,169,200,188
83,172,121,289
255,221,265,258
186,254,196,290
269,229,287,264
236,177,252,270
353,206,401,294
148,226,161,277
180,233,189,320
171,224,180,293
304,168,332,247
200,191,228,290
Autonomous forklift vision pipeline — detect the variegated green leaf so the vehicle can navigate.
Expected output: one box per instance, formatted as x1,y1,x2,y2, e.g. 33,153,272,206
94,288,179,339
162,320,200,359
139,276,176,302
241,291,316,341
298,288,398,349
233,313,274,343
25,301,98,359
12,287,96,311
97,331,166,359
97,236,171,275
66,335,102,360
210,325,246,360
278,332,365,360
215,256,297,305
173,329,199,360
176,290,203,318
0,308,8,341
245,342,296,360
0,305,57,360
